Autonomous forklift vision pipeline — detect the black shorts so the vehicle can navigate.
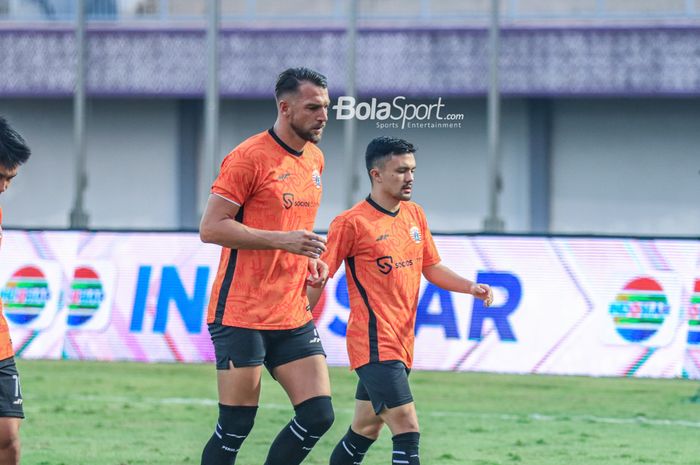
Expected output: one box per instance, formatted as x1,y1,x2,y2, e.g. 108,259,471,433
0,357,23,419
208,320,326,374
355,361,413,415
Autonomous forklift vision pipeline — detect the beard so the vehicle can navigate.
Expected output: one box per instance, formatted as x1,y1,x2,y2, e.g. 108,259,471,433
290,119,324,144
396,184,412,201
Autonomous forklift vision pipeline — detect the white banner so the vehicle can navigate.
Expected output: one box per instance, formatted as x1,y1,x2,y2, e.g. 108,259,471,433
1,231,698,378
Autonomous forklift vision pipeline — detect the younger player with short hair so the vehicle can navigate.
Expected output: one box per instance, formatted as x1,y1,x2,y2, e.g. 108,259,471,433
308,136,492,465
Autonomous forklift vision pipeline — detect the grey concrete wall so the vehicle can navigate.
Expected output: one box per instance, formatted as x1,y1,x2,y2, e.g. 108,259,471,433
551,99,700,236
0,98,178,229
1,96,698,236
218,98,531,232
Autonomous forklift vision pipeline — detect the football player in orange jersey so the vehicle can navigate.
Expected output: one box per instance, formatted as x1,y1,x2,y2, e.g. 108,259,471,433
0,116,31,465
198,68,334,465
308,137,492,465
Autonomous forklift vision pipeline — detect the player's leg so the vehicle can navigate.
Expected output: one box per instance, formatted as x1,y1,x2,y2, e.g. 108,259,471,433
329,381,382,465
351,400,384,439
379,403,420,465
379,401,419,433
356,362,421,465
263,321,335,465
0,357,23,465
0,418,20,465
201,324,264,465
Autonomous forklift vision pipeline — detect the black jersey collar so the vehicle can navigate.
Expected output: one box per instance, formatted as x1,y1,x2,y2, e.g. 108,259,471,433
366,195,400,217
268,128,303,157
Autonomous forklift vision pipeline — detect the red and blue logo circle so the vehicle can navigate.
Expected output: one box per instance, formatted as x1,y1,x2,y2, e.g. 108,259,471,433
67,266,105,327
687,279,700,345
1,266,51,325
608,277,670,343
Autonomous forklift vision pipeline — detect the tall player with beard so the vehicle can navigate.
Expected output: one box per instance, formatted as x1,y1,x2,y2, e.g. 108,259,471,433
308,137,493,465
0,116,31,465
198,68,334,465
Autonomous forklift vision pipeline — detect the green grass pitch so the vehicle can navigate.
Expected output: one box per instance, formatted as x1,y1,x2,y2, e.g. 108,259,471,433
17,359,700,465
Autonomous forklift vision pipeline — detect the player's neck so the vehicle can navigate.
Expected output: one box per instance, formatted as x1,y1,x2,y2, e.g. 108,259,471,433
368,191,401,213
272,121,307,152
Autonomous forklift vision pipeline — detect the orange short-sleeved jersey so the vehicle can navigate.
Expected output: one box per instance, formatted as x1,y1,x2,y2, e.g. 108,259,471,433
0,207,15,360
322,197,440,369
206,129,324,329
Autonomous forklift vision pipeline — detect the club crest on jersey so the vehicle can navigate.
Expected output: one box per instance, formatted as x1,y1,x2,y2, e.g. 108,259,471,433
311,169,322,189
409,226,422,243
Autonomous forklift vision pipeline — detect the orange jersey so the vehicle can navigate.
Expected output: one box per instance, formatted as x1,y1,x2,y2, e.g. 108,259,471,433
206,129,324,329
322,197,441,369
0,207,14,359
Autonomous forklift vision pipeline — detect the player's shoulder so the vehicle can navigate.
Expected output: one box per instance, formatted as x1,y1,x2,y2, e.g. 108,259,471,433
304,143,325,165
346,199,376,219
304,142,324,157
402,200,426,216
330,201,367,228
219,131,274,171
226,131,273,159
330,209,355,227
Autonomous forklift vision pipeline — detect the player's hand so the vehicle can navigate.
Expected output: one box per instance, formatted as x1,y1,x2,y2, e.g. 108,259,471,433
472,283,493,307
279,230,327,258
307,258,329,288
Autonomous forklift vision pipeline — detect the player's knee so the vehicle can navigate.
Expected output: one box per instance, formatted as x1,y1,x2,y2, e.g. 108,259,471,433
0,433,20,459
398,416,419,433
388,407,419,433
355,422,382,440
294,396,335,434
217,404,257,439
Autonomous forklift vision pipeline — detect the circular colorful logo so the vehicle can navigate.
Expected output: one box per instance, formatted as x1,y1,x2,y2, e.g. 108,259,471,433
311,169,322,189
1,266,51,325
608,277,670,343
687,279,700,345
67,267,105,327
409,226,422,244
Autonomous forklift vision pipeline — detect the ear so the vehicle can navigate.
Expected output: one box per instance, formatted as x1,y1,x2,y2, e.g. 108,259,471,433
369,167,382,184
278,99,290,116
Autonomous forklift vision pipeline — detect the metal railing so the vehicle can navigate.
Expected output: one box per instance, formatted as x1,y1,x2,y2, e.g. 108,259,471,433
1,0,698,24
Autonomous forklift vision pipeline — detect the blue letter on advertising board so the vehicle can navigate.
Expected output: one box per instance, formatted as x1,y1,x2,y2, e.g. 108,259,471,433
415,284,459,338
130,266,152,332
468,272,521,341
153,266,210,334
130,266,210,334
328,274,350,337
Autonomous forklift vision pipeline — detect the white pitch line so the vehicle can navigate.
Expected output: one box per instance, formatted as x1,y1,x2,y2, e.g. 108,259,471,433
64,395,700,429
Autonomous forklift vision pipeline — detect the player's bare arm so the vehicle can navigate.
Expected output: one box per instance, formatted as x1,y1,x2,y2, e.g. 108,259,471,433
423,262,493,306
306,284,324,310
307,258,329,288
305,251,331,306
200,194,326,258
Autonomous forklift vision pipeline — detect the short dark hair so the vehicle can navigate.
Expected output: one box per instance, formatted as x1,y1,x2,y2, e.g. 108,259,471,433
365,136,416,176
275,67,327,100
0,116,31,170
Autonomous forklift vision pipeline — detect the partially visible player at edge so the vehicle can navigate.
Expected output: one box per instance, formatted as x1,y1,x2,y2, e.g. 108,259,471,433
199,67,334,465
307,137,493,465
0,116,31,465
